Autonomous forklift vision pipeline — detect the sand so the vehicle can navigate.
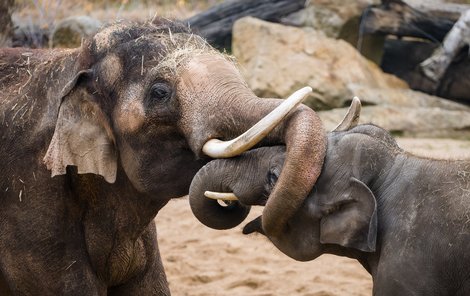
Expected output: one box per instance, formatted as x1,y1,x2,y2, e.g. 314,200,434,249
156,137,470,296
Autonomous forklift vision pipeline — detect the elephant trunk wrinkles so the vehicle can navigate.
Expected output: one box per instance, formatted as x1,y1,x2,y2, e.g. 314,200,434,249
223,98,326,237
181,54,326,237
202,87,312,158
189,159,252,230
262,104,326,237
191,95,326,237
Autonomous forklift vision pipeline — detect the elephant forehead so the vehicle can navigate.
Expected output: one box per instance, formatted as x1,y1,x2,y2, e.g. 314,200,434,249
179,55,243,91
179,57,211,90
92,23,129,53
113,83,146,134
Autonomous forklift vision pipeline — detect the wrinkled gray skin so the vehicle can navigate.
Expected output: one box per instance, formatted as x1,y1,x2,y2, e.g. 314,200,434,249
190,124,470,295
0,18,326,295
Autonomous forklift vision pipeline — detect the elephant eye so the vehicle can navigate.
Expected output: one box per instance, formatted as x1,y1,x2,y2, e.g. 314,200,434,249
149,82,172,103
267,167,281,190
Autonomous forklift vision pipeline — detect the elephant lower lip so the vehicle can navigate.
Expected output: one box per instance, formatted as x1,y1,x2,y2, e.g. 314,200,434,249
245,199,268,207
242,216,264,235
253,194,268,206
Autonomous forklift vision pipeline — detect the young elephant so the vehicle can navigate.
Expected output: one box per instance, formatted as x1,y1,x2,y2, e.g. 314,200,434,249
189,103,470,295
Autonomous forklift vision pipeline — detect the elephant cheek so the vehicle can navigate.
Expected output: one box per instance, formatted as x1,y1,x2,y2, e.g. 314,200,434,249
116,141,146,193
268,224,322,262
113,84,146,134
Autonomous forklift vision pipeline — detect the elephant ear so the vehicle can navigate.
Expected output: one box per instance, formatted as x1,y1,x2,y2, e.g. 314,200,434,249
43,71,117,183
319,177,377,252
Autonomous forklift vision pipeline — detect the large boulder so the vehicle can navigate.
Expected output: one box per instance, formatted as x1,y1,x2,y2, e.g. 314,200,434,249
282,0,379,38
232,17,407,110
348,84,469,111
281,0,384,63
12,22,49,48
232,16,470,138
319,105,470,138
52,16,102,48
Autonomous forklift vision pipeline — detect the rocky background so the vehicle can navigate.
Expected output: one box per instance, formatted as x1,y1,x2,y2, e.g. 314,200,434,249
7,0,469,138
230,0,470,138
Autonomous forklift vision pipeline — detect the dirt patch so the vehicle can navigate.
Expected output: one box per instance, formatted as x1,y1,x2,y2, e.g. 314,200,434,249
157,200,372,296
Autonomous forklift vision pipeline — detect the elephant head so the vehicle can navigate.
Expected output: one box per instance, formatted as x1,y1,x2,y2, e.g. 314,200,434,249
42,18,327,237
189,98,374,259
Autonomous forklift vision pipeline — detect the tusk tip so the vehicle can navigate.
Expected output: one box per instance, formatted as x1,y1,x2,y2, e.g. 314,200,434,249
332,96,362,132
352,96,361,104
297,86,313,97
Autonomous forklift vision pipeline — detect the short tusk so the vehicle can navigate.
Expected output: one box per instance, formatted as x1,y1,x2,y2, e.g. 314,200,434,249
333,96,362,132
202,86,313,158
204,191,239,201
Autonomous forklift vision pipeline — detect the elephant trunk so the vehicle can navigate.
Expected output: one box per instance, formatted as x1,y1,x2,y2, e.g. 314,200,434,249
251,97,360,236
189,159,251,230
253,102,325,237
202,87,312,158
181,56,327,237
189,147,286,230
189,165,250,229
194,91,326,237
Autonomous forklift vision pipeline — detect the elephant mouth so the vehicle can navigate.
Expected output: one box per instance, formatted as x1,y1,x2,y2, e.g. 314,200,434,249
240,173,279,236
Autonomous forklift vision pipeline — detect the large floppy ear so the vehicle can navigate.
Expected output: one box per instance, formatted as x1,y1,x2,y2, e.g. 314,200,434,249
43,70,118,183
319,177,377,252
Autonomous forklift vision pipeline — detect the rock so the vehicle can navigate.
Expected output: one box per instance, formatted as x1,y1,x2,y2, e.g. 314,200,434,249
281,0,384,63
348,84,469,111
233,16,470,138
319,105,470,138
281,5,344,38
282,0,378,38
12,22,49,48
52,16,102,48
404,0,469,21
232,17,407,110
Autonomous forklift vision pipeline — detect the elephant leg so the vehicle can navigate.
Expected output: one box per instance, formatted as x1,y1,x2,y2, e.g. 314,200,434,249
0,271,12,295
0,249,106,296
107,222,170,296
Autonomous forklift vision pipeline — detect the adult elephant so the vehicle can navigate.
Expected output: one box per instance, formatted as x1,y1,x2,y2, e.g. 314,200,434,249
0,18,326,295
190,99,470,295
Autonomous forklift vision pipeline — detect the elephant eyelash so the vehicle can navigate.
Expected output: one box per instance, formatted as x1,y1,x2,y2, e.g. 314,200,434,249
263,172,277,195
267,167,281,186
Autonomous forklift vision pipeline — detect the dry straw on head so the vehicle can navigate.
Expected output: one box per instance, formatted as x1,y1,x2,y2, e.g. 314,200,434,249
152,28,236,77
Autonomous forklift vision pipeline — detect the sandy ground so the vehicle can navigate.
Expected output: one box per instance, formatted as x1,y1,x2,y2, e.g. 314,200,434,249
155,137,470,296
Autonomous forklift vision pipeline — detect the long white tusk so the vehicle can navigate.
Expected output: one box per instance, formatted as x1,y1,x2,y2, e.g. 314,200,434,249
333,96,362,132
202,86,313,158
204,191,239,201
